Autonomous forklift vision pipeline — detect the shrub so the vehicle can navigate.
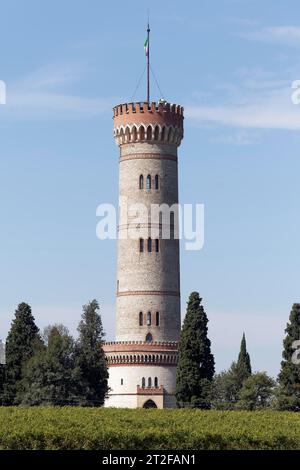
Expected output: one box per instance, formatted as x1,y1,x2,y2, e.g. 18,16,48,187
0,407,300,450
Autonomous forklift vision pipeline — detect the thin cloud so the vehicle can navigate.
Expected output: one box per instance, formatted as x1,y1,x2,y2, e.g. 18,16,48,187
211,130,256,145
239,25,300,47
0,62,115,120
186,76,300,130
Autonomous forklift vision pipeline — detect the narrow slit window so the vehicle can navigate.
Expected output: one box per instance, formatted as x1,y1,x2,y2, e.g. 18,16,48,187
155,175,159,190
139,238,144,253
147,238,152,253
155,239,159,253
156,312,160,326
147,312,151,326
146,175,151,190
139,312,143,326
170,211,175,239
139,174,144,189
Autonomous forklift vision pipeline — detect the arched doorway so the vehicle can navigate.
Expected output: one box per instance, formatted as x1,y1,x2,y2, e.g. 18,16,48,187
143,399,157,409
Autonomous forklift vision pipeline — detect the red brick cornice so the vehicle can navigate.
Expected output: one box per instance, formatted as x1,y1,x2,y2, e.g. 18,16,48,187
103,341,178,352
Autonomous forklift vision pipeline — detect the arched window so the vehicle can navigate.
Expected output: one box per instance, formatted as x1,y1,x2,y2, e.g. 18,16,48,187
125,126,131,142
155,175,159,190
147,237,152,253
148,377,152,387
139,174,144,189
139,238,144,253
139,312,143,326
120,128,125,144
146,333,153,343
139,126,145,140
147,312,151,326
146,174,151,190
142,377,145,388
154,125,159,140
155,239,159,253
154,377,158,388
147,126,152,140
161,126,165,141
121,378,124,385
156,312,160,326
132,126,137,141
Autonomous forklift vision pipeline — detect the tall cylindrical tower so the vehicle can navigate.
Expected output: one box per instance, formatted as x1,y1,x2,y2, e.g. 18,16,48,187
103,101,184,408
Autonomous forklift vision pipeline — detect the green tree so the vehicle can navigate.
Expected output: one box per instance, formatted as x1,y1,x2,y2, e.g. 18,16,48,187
236,372,275,410
176,292,215,408
75,300,108,406
20,325,80,405
235,333,252,389
0,340,5,404
4,303,41,404
212,335,252,410
0,365,5,405
277,303,300,411
212,364,242,410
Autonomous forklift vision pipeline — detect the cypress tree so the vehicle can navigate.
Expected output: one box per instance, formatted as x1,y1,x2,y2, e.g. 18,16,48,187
4,303,41,404
277,303,300,411
75,300,108,406
176,292,215,408
235,333,252,387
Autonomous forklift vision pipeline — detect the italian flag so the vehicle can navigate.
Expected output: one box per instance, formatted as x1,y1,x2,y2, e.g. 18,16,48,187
144,37,149,56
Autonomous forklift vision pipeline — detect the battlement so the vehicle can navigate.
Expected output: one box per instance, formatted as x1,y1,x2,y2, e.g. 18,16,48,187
113,101,183,118
113,101,184,147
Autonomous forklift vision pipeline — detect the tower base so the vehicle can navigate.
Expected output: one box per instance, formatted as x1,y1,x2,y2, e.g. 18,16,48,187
103,341,178,409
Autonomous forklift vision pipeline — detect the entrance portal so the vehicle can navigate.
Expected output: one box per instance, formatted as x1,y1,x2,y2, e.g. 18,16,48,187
143,399,157,409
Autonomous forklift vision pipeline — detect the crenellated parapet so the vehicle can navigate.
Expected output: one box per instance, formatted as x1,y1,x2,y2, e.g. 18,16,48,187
113,101,184,147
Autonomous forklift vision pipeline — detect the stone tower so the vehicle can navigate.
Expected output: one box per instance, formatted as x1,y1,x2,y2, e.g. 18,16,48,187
103,101,184,408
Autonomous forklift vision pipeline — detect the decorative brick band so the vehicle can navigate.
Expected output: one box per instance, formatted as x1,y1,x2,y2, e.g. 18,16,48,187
117,290,180,298
119,153,177,163
137,385,164,395
104,341,178,350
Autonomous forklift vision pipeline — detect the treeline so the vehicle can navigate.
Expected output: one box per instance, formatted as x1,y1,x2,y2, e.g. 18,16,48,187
175,292,300,411
0,300,108,406
1,293,300,411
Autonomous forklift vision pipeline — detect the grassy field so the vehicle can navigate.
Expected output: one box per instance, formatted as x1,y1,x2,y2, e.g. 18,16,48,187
0,407,300,450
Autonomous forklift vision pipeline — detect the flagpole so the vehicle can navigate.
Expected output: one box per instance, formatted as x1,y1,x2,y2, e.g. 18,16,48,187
147,21,150,103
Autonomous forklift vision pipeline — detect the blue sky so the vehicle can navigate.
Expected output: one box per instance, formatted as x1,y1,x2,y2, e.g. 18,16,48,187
1,0,300,376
